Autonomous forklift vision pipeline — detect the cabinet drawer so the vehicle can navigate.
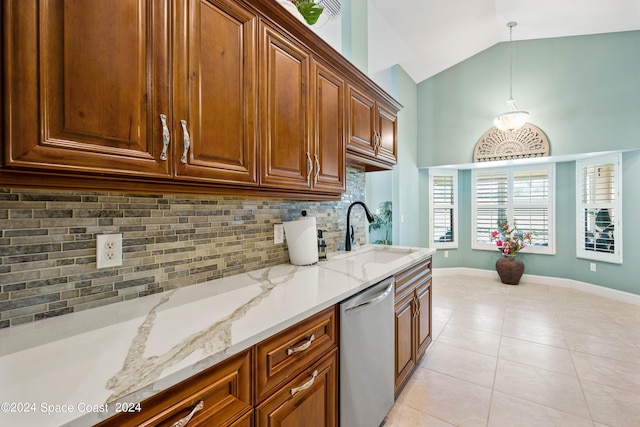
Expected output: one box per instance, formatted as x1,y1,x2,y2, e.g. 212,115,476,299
395,257,432,300
96,349,252,427
255,348,338,427
255,306,337,402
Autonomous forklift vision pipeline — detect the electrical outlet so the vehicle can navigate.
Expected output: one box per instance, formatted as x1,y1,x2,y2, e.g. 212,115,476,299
96,233,123,269
274,224,284,244
444,250,449,258
590,262,597,272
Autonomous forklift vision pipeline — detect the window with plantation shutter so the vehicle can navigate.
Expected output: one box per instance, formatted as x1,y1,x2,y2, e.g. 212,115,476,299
472,164,555,254
576,154,622,263
429,169,458,248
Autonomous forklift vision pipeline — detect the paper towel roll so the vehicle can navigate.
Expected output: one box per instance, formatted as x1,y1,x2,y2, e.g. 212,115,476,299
283,217,319,265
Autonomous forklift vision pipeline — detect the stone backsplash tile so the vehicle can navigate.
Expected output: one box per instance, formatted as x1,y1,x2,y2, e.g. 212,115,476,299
0,167,367,327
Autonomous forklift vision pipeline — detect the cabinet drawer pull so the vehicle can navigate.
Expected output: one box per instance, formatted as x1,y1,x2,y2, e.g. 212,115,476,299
160,114,170,161
290,370,318,396
314,154,320,184
287,334,315,356
306,152,313,186
180,120,191,164
170,400,204,427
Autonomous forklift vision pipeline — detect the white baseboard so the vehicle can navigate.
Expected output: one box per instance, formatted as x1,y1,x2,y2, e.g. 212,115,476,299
433,267,640,306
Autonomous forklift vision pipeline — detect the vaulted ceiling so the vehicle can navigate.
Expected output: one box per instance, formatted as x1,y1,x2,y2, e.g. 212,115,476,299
367,0,640,83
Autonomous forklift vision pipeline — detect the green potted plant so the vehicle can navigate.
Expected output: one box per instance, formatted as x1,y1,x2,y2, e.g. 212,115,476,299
290,0,324,25
369,201,392,245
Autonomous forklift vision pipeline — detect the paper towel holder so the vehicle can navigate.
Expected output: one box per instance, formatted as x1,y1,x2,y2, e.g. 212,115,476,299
283,212,319,266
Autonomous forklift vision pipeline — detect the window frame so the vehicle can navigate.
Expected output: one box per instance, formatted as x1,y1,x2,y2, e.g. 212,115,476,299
575,153,623,264
471,163,556,255
429,168,458,249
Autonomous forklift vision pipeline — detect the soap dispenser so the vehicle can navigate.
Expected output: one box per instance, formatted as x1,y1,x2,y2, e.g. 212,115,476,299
317,229,327,260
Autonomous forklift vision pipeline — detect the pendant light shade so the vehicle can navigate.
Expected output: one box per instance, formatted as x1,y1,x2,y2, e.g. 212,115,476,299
494,99,529,132
494,22,529,132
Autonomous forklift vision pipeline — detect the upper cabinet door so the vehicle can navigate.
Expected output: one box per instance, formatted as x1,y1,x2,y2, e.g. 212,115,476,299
3,0,171,177
311,61,345,194
259,23,311,191
173,0,259,185
346,86,376,157
377,102,398,165
346,84,399,171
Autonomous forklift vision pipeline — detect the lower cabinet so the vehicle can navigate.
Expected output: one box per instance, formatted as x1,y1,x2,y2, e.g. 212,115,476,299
95,349,253,427
231,410,255,427
97,306,337,427
394,291,417,393
394,257,433,396
255,349,338,427
254,307,338,427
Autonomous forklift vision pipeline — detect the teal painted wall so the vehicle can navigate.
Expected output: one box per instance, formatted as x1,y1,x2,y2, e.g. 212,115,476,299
431,155,640,294
341,0,368,72
366,66,419,247
418,31,640,294
418,31,640,167
393,65,420,247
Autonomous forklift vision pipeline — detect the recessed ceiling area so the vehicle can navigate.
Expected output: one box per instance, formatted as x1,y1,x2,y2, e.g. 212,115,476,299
367,0,640,83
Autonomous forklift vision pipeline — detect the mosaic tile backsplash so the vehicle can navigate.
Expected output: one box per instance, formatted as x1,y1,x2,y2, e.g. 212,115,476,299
0,167,367,328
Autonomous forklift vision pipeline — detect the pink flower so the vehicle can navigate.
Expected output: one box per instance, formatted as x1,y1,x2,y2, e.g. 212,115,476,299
491,230,499,238
496,239,503,247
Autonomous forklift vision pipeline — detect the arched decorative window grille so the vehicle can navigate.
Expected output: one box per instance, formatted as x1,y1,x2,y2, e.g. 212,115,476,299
474,123,550,162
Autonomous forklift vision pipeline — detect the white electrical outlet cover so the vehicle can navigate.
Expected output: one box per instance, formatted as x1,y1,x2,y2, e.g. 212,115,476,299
96,233,123,269
274,224,284,244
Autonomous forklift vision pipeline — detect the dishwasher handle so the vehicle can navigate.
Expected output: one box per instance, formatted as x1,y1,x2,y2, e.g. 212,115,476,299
344,282,393,313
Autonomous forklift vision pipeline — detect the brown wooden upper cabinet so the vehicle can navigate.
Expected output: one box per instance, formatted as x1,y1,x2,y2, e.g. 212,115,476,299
2,0,395,197
259,23,345,193
3,0,172,178
174,0,259,186
2,0,259,186
311,61,346,194
3,0,258,185
347,85,398,171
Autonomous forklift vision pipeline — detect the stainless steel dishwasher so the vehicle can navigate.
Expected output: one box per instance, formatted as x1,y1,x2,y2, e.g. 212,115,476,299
340,277,395,427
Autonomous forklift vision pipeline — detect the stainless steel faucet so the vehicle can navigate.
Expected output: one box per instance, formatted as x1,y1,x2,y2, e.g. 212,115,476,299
345,201,375,251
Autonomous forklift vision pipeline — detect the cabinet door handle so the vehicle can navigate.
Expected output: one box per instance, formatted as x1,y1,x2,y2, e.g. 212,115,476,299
170,400,204,427
374,132,381,156
306,152,313,186
160,114,170,161
412,297,418,318
180,120,191,164
314,154,320,184
290,370,318,396
287,334,315,355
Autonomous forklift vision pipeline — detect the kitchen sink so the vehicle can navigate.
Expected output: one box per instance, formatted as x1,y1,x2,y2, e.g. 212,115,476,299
333,246,414,265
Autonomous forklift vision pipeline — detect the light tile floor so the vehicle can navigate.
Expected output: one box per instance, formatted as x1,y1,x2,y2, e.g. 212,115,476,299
383,273,640,427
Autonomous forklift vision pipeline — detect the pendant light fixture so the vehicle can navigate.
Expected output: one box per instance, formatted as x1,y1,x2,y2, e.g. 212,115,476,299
494,22,529,132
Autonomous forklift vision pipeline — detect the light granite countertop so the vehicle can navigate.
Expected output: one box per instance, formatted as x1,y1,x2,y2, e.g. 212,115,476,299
0,245,435,427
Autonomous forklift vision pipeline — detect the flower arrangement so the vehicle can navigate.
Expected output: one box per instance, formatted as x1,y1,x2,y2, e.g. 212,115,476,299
290,0,324,25
491,222,532,261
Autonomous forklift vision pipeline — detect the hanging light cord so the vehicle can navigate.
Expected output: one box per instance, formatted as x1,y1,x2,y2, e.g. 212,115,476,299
508,22,514,101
